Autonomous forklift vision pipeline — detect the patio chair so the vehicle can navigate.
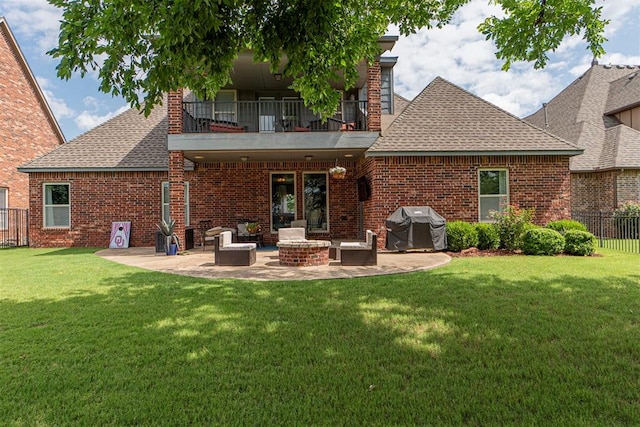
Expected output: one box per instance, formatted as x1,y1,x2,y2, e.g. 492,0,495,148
278,227,306,242
214,231,257,266
340,230,377,266
290,219,307,230
199,220,217,251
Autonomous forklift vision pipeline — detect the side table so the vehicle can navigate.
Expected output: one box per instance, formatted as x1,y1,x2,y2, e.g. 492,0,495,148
237,233,264,248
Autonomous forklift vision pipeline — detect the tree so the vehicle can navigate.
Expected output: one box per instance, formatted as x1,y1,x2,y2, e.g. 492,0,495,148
47,0,608,117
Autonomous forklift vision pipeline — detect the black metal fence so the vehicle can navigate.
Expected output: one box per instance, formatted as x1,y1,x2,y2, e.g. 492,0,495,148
572,210,640,253
0,208,29,248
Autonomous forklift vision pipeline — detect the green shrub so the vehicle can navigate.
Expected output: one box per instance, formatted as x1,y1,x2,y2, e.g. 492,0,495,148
475,223,500,250
522,228,565,256
446,221,478,252
545,219,587,235
564,230,597,256
491,205,535,251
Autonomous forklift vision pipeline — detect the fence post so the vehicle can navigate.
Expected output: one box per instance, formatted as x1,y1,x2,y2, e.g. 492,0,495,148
598,210,604,248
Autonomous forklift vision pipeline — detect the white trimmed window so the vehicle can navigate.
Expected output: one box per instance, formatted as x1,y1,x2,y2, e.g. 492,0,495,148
44,183,70,228
162,182,190,226
303,172,329,232
479,169,508,221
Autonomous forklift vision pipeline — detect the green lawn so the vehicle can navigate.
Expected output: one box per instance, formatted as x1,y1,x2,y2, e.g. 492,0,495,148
1,248,639,426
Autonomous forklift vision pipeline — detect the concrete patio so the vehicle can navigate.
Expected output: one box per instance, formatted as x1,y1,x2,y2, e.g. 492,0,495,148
97,247,451,281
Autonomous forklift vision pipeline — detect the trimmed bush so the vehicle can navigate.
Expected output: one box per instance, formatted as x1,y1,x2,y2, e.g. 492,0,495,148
564,230,597,256
475,223,500,250
545,219,587,235
446,221,478,252
491,205,535,251
522,228,565,256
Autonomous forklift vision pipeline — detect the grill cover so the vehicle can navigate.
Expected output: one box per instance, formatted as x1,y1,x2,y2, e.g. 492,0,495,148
385,206,447,251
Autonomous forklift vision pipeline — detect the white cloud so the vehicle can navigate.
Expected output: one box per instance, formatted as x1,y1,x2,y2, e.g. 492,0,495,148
35,75,75,119
75,105,129,131
390,0,640,118
0,0,62,53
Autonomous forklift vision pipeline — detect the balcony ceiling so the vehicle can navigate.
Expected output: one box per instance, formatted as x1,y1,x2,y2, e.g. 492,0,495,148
228,51,368,91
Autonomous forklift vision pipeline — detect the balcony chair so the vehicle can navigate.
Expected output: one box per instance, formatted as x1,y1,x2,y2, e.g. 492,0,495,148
214,231,256,266
340,230,377,266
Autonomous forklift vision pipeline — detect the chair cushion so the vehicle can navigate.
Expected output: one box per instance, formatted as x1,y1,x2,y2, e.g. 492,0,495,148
219,231,233,247
222,243,257,250
340,241,369,249
278,227,306,241
205,226,223,236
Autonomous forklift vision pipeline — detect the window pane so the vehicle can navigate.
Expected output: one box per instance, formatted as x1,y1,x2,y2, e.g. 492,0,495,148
304,173,328,231
479,171,499,195
0,189,6,229
480,197,501,221
45,184,69,205
45,206,70,227
271,174,295,231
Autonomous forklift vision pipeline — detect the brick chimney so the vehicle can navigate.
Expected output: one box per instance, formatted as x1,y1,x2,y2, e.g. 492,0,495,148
168,89,183,134
367,60,381,132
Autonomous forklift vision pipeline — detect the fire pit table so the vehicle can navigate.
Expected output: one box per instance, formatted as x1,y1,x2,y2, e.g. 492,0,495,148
277,240,331,267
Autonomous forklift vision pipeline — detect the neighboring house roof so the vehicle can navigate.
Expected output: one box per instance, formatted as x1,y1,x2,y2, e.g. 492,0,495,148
605,70,640,114
525,64,640,171
393,93,411,114
19,99,177,172
369,77,581,156
0,17,65,144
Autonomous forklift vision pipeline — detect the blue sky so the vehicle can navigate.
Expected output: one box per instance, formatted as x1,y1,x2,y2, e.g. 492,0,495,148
1,0,639,141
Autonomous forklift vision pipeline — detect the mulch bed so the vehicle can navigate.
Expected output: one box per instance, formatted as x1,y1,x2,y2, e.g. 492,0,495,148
446,247,602,257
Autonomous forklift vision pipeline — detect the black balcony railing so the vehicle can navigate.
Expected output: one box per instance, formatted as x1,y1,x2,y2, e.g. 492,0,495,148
182,99,368,133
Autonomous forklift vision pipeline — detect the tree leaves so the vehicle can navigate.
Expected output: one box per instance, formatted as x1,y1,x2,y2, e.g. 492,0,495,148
47,0,608,116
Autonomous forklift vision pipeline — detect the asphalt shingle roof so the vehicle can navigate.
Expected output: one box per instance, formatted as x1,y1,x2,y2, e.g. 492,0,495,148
369,77,580,155
20,100,170,171
525,64,640,171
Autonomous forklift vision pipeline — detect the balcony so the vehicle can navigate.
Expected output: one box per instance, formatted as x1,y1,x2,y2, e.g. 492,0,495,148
182,99,368,133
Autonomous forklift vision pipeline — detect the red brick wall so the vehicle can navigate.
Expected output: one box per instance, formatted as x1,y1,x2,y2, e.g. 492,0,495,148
571,171,618,211
29,171,167,248
189,160,359,246
28,160,361,248
616,170,640,206
360,155,573,249
0,25,64,209
29,155,573,248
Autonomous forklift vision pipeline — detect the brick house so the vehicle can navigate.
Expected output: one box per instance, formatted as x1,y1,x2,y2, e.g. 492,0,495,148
525,63,640,211
20,38,582,249
0,17,65,211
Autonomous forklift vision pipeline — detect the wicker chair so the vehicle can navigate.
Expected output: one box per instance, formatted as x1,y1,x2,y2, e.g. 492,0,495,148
340,230,377,266
214,231,256,266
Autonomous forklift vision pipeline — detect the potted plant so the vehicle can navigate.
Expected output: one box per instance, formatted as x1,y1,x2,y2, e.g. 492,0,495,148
329,166,347,179
245,222,260,234
157,218,179,255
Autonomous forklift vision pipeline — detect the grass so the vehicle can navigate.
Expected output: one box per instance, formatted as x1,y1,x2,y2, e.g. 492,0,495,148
1,247,639,425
